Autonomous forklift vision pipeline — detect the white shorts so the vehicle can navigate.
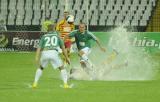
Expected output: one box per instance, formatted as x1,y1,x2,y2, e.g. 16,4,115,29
80,47,91,61
80,47,91,56
40,50,63,69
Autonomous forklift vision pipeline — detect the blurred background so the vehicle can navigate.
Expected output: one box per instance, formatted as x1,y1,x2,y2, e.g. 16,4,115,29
0,0,159,32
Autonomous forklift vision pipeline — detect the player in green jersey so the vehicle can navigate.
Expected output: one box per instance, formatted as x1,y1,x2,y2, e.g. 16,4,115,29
32,24,70,89
64,22,106,79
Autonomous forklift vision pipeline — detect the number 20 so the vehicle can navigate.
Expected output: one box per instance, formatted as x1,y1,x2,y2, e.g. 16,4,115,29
45,36,58,46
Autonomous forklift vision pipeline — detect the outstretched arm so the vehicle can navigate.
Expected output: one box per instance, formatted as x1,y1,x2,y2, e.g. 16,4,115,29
64,34,69,41
95,38,106,52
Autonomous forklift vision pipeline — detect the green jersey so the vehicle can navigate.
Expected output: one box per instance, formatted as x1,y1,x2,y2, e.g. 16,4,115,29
39,31,64,50
69,30,97,50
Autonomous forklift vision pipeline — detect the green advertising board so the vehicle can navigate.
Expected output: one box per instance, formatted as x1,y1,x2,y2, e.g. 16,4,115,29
94,32,160,54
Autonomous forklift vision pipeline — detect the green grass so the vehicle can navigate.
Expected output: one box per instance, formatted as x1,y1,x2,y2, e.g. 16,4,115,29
0,52,160,102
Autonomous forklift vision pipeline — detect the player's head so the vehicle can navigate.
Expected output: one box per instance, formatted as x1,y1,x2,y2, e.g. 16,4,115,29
64,11,69,19
47,24,55,32
79,22,86,33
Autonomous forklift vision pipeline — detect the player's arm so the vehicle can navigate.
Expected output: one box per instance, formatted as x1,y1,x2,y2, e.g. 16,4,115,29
35,48,41,67
56,20,63,31
95,38,106,52
35,36,43,67
59,38,70,64
88,31,106,52
64,30,76,41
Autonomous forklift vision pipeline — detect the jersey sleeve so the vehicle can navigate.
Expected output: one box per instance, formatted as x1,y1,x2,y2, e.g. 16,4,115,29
88,31,98,41
69,30,77,38
38,36,44,48
58,36,64,48
56,19,64,31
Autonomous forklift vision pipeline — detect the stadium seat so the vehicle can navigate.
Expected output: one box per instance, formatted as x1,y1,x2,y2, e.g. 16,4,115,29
116,0,123,5
106,19,114,26
33,4,40,10
106,4,113,10
51,9,58,20
8,13,15,25
114,5,122,11
81,0,89,10
49,3,56,10
32,19,40,25
76,10,84,20
89,0,98,10
33,10,41,20
99,0,106,10
24,18,32,25
8,0,16,10
124,0,132,5
131,20,139,26
16,19,24,25
99,19,106,26
122,5,129,11
107,0,115,6
74,17,80,25
115,19,123,26
140,0,148,5
0,0,156,28
139,20,147,26
132,0,140,6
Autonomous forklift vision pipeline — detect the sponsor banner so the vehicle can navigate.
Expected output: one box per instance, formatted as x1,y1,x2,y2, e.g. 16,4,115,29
0,32,160,52
0,32,43,51
94,32,160,53
131,32,160,53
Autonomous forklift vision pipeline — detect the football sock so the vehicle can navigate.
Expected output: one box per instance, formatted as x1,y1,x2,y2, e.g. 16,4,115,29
34,68,43,84
81,54,88,61
86,59,93,68
61,69,68,84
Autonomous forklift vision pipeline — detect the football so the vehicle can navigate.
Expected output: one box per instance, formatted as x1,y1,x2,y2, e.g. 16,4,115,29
66,15,74,24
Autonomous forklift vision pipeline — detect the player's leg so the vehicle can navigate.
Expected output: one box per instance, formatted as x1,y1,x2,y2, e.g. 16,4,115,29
59,66,69,88
79,47,93,68
32,52,48,88
79,47,97,80
103,48,118,65
50,51,69,88
32,66,44,88
79,47,94,75
63,41,72,64
65,41,72,57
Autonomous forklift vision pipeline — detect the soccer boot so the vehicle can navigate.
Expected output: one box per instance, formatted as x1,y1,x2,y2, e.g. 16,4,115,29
32,83,37,89
64,83,70,89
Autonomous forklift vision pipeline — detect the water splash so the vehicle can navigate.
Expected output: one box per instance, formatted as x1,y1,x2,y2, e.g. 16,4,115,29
93,26,157,80
70,26,158,81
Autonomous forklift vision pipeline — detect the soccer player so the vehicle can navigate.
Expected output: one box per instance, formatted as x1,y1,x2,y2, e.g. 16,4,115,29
65,22,106,78
41,17,54,32
56,11,75,59
32,24,70,89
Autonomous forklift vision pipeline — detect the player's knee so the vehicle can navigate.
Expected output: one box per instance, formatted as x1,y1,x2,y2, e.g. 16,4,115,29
81,54,88,61
40,65,44,70
59,66,64,70
79,50,85,56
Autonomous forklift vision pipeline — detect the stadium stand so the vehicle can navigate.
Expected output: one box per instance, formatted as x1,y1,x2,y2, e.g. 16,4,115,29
0,0,158,31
